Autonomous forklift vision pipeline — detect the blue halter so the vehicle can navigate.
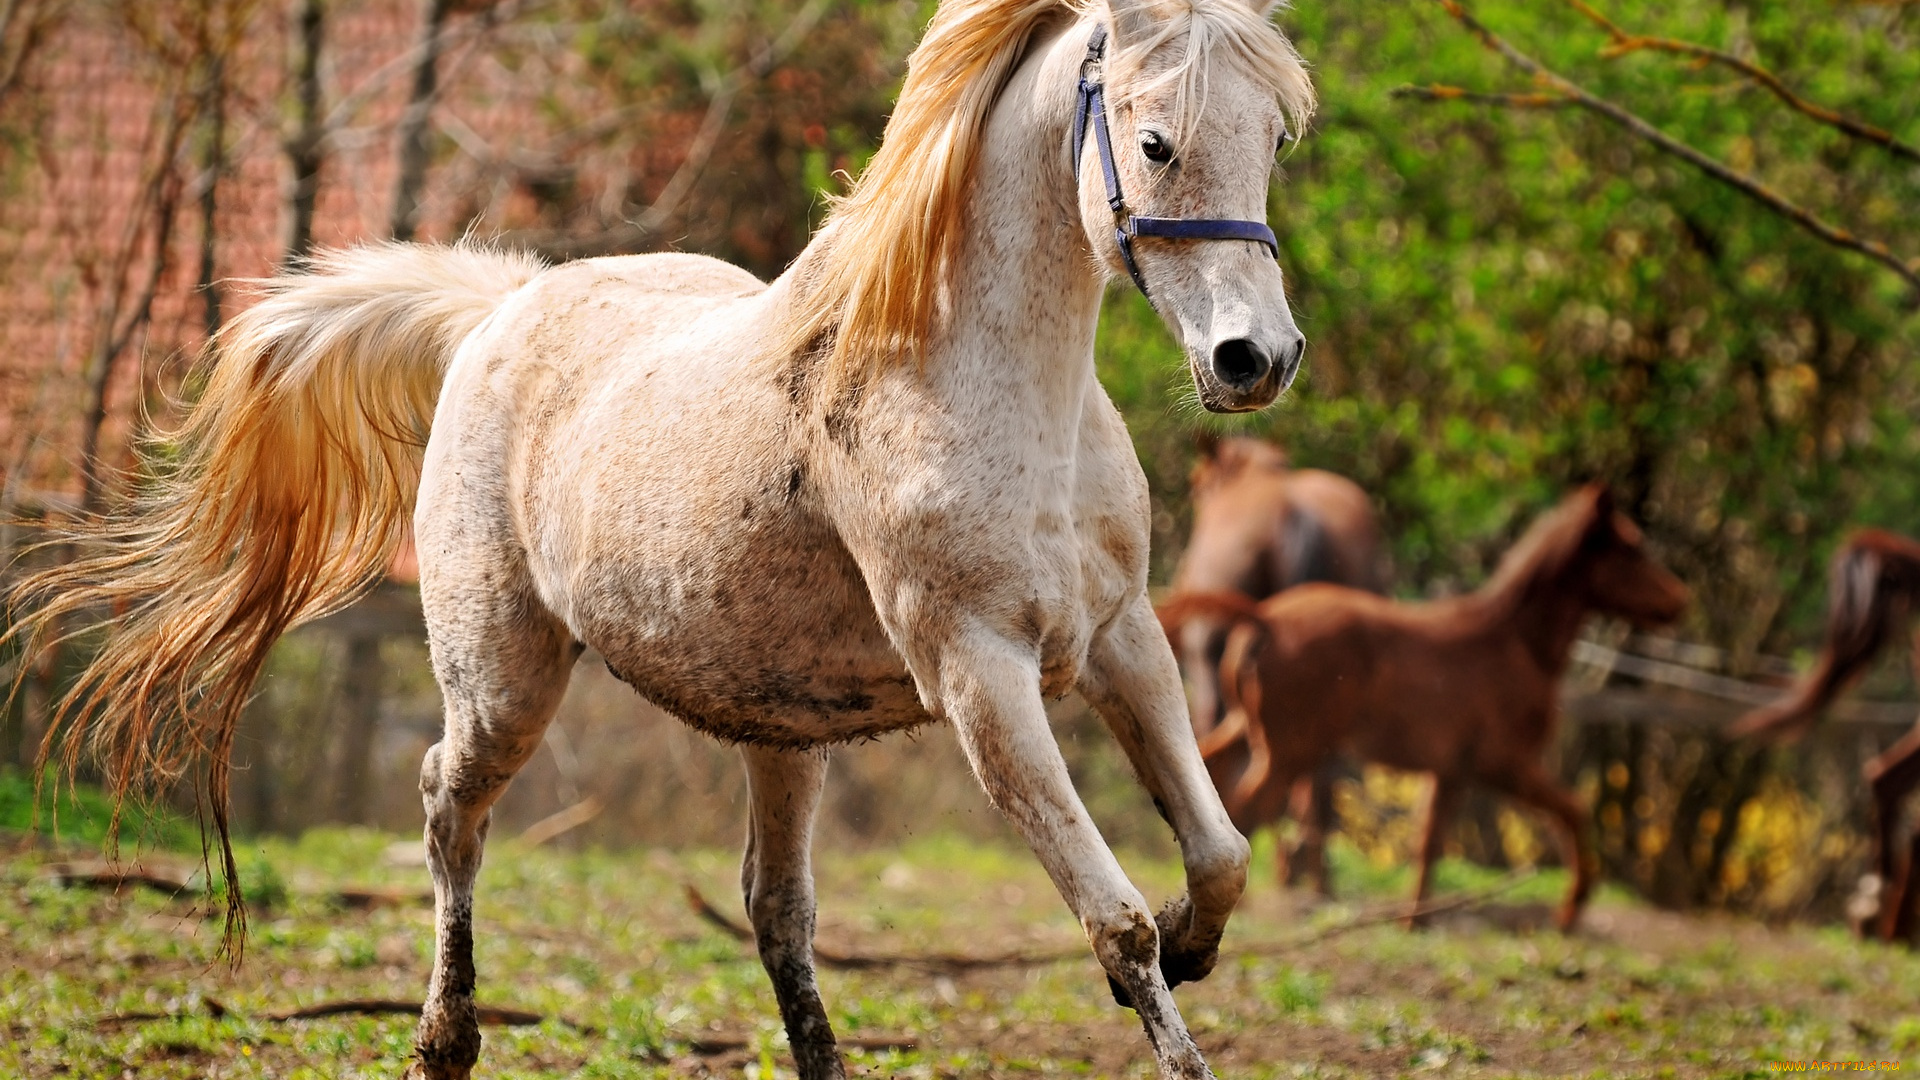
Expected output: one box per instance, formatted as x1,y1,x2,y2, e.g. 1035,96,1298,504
1072,24,1281,300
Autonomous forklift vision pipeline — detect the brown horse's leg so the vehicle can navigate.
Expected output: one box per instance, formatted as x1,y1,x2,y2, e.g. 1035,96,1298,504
1212,626,1277,825
1405,773,1459,929
1865,726,1920,941
410,589,576,1080
739,746,844,1080
1287,763,1338,898
1487,764,1595,932
1895,831,1920,945
1178,619,1227,739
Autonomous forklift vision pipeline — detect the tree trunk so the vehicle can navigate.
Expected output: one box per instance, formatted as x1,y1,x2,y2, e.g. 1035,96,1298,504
328,634,387,824
389,0,452,241
283,0,324,264
197,54,224,337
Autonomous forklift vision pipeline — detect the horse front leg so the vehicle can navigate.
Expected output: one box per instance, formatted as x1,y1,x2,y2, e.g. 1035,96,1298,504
1080,597,1250,994
936,622,1215,1080
738,745,844,1080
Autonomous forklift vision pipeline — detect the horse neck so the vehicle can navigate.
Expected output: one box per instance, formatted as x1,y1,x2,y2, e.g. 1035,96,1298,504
926,23,1108,435
1470,545,1592,677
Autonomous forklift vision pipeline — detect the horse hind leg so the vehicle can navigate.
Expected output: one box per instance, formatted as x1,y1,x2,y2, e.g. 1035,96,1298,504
1404,773,1460,929
1485,763,1595,932
410,586,577,1080
1286,762,1338,898
1865,726,1920,941
740,745,844,1080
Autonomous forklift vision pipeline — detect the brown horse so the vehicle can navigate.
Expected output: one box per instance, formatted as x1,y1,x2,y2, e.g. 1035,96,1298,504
1731,528,1920,944
1169,434,1383,893
1160,485,1688,929
1172,433,1386,736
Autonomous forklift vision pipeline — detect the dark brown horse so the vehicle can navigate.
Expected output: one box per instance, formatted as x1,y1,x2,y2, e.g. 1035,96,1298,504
1161,485,1688,929
1170,434,1385,894
1731,528,1920,944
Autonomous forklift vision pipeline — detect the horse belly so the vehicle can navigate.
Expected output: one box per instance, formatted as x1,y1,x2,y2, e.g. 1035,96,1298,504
554,439,930,746
585,550,930,747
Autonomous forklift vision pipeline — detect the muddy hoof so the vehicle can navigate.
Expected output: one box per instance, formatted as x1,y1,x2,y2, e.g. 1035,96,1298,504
1155,896,1219,988
404,1061,472,1080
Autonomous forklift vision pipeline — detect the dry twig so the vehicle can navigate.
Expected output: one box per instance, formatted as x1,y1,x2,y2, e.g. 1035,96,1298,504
1398,0,1920,299
93,995,563,1030
683,883,1084,972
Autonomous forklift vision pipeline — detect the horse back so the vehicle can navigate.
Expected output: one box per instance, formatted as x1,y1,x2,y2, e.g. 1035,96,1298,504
1277,468,1385,592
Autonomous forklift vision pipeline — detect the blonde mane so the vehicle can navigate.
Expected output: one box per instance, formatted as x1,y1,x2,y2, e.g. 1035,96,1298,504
779,0,1315,382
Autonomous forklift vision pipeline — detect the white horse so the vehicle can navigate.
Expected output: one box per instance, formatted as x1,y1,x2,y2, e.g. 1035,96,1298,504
10,0,1313,1076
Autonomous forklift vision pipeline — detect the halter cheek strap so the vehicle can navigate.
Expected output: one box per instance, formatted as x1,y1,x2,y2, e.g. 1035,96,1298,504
1073,24,1280,300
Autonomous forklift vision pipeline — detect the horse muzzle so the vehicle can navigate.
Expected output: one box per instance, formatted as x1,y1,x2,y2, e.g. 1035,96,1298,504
1194,332,1303,413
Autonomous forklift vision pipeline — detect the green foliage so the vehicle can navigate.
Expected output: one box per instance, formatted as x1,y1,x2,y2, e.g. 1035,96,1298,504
1095,0,1920,653
0,767,196,853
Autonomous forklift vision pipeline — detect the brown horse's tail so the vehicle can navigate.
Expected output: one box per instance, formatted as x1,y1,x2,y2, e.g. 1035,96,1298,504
1731,531,1920,742
1156,590,1269,650
2,242,543,954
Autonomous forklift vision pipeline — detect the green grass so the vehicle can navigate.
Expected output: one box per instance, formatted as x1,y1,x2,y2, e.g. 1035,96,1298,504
0,766,198,853
3,824,1916,1078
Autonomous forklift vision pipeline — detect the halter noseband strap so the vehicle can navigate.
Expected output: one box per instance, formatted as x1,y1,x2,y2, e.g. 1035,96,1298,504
1073,24,1280,300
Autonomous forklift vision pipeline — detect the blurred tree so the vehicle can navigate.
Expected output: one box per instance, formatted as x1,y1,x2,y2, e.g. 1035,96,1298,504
482,0,930,275
1100,0,1920,666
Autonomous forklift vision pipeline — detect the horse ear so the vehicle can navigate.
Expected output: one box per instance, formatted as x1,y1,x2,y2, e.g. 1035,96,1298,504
1194,430,1220,459
1589,484,1616,520
1105,0,1156,50
1583,484,1620,544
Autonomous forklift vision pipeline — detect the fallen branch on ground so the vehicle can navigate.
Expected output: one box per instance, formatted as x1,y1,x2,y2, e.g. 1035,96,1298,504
686,872,1539,970
681,1033,919,1055
93,995,569,1030
49,863,194,897
47,865,433,910
1239,869,1541,954
328,886,434,909
264,998,550,1026
683,883,1084,972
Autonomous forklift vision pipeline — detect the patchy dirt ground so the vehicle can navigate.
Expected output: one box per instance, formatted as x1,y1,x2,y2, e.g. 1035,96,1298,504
2,828,1915,1078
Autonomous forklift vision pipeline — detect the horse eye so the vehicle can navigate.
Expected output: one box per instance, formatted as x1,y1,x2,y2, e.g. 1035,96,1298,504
1140,131,1174,164
1276,131,1292,156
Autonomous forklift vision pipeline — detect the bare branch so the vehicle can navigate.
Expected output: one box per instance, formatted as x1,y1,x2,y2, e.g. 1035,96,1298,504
76,87,195,512
318,0,540,145
1564,0,1920,165
495,0,832,261
1392,84,1574,109
1416,0,1920,300
0,0,62,112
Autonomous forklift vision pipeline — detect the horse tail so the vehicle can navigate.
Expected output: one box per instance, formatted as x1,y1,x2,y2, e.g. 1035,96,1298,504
1731,531,1920,741
1156,590,1269,650
3,241,544,953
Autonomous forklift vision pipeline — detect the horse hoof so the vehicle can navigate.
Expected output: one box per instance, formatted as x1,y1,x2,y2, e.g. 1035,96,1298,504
1153,896,1220,989
404,1063,472,1080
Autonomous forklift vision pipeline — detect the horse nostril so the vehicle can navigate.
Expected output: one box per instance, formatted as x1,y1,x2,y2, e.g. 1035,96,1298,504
1211,338,1270,391
1277,335,1305,384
